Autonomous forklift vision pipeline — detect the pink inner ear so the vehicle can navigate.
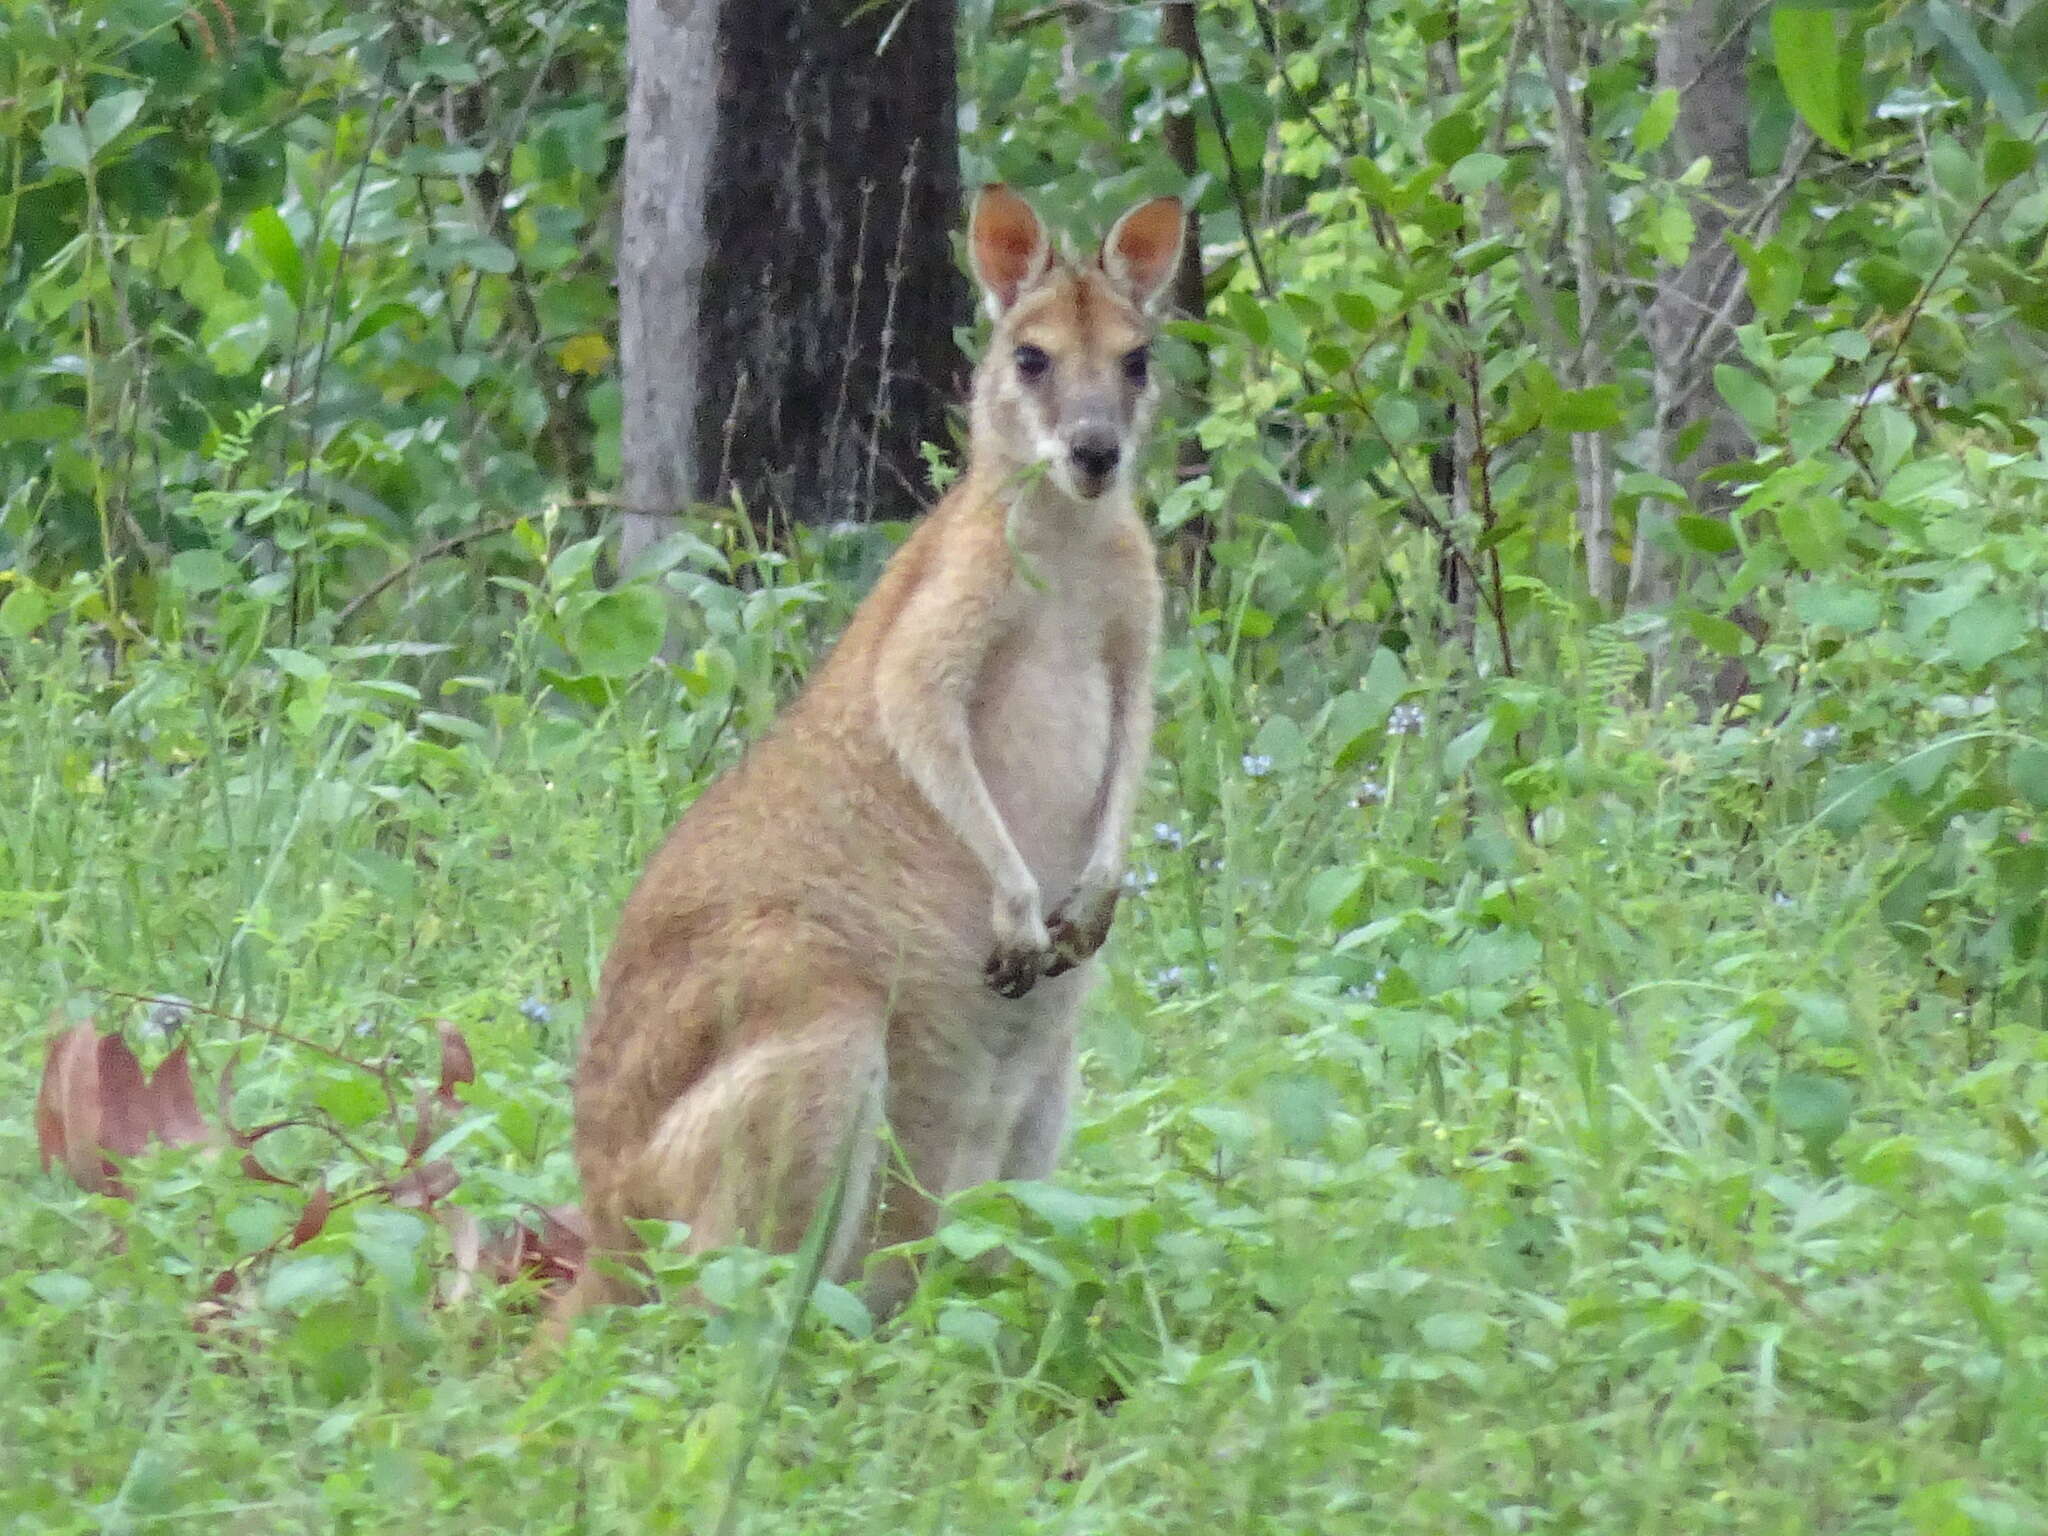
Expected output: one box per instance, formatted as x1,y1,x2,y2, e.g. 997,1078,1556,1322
1104,198,1184,300
973,188,1048,307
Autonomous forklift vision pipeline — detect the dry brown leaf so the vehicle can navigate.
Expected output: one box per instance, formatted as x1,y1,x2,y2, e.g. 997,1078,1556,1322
288,1185,333,1248
434,1020,475,1106
147,1044,214,1148
388,1158,459,1209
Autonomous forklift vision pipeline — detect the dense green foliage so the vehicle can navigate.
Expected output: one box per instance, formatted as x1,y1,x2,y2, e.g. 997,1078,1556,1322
6,0,2048,1530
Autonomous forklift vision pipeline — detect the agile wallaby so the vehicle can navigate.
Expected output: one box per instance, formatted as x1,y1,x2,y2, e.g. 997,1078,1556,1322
553,184,1186,1328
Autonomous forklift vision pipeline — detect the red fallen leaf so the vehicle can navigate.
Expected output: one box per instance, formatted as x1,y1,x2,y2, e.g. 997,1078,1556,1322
211,1267,241,1298
35,1021,100,1182
240,1152,295,1187
288,1185,333,1248
388,1158,458,1209
147,1045,213,1148
434,1020,475,1106
35,1022,151,1194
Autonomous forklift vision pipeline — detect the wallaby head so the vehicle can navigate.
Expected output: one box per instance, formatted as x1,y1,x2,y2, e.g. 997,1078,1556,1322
967,185,1186,505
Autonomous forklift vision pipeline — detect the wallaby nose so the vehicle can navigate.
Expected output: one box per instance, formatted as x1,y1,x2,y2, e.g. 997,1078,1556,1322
1070,433,1121,483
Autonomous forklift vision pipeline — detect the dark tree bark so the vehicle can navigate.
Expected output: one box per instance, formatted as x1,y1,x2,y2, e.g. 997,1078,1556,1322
619,0,966,567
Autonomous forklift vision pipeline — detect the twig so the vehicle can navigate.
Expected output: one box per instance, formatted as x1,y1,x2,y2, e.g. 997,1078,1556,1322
1834,109,2048,453
1180,11,1274,298
331,516,524,636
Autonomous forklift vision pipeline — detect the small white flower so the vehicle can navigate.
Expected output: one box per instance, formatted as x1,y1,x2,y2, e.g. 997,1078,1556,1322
1241,753,1274,778
1801,725,1841,753
1151,821,1185,849
1350,776,1386,807
1388,703,1426,736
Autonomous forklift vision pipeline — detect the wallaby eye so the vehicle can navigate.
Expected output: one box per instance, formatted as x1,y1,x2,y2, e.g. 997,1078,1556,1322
1122,346,1150,386
1014,344,1050,381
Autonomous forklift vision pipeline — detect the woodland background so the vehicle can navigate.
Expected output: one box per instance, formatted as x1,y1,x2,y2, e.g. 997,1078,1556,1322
5,0,2048,1530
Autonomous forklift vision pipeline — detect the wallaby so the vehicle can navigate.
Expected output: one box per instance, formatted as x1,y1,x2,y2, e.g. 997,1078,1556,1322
552,184,1186,1329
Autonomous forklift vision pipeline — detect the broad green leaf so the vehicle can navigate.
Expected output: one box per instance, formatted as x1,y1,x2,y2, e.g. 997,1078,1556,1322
1714,365,1777,436
2011,746,2048,811
245,208,304,304
1984,132,2036,188
1770,7,1862,154
1676,515,1738,555
1774,1072,1852,1152
40,121,90,172
1792,580,1880,631
84,90,145,151
1548,385,1622,433
1678,610,1752,656
1922,0,2029,124
0,586,54,638
566,586,668,676
1443,719,1491,777
0,406,82,443
1423,111,1481,166
168,549,240,593
1944,599,2029,669
1633,89,1679,153
1776,497,1847,570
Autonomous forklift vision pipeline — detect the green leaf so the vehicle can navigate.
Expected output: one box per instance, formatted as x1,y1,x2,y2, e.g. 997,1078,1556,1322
1714,365,1777,436
0,586,54,638
246,208,305,304
1944,599,2029,669
40,121,90,173
84,89,146,152
1548,385,1622,433
566,586,668,676
28,1272,94,1309
1984,132,2037,188
1857,255,1920,313
1678,610,1753,656
0,406,82,444
1305,865,1366,930
1423,111,1482,166
168,549,240,593
1332,292,1378,332
2011,746,2048,811
1792,580,1880,631
1770,7,1862,154
1634,89,1680,153
1774,1072,1852,1152
1776,497,1847,570
1922,0,2029,124
1443,720,1491,778
1676,515,1738,555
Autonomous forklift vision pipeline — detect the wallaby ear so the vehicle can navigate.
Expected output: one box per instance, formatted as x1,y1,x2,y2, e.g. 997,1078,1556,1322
969,184,1053,318
1099,195,1186,313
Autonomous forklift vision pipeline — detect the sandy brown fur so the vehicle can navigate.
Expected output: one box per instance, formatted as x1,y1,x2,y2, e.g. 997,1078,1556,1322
552,185,1186,1330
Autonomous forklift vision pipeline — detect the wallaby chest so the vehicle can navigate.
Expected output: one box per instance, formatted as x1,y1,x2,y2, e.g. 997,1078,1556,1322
969,551,1122,901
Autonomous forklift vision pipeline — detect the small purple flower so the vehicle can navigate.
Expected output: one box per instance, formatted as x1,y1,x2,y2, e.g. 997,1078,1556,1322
1150,965,1187,994
520,996,553,1024
1388,703,1425,736
1241,752,1275,778
1151,821,1185,849
1121,865,1160,893
1350,774,1386,807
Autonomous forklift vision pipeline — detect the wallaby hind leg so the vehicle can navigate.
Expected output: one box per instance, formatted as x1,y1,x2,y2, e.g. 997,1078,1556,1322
548,997,887,1340
637,996,888,1277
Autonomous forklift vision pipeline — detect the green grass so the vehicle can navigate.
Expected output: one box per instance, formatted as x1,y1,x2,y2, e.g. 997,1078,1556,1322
3,587,2045,1535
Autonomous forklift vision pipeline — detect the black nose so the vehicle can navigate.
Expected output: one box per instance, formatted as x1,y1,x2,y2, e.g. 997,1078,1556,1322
1071,435,1120,481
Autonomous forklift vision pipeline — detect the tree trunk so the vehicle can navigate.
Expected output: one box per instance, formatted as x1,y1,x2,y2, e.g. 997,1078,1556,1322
1629,0,1755,617
618,0,966,571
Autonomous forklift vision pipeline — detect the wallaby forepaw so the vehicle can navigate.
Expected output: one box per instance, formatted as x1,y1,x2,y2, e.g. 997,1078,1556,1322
1042,886,1120,978
984,941,1048,999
